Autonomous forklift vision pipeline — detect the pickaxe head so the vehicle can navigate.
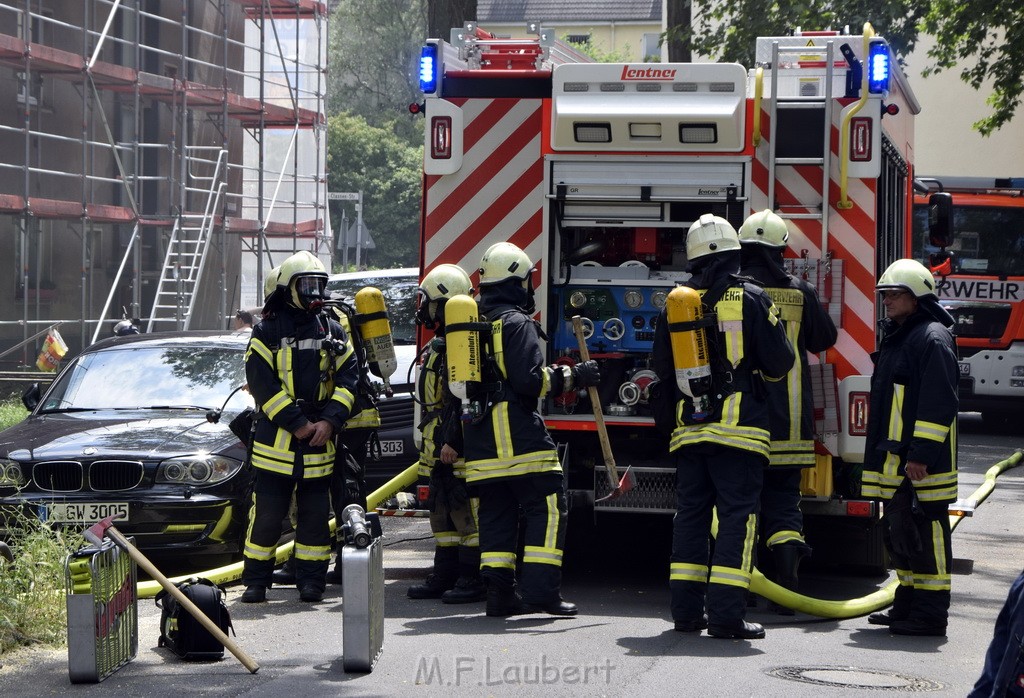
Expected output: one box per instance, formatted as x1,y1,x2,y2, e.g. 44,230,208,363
83,515,116,546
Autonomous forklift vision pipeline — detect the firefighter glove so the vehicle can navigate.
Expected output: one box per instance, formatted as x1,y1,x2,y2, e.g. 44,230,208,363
572,360,601,390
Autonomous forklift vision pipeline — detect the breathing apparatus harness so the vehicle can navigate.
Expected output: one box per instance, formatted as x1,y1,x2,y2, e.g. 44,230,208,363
669,274,762,425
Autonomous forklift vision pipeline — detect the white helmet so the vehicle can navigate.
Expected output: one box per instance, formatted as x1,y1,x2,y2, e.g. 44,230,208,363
738,209,789,248
876,259,938,299
686,214,741,262
478,242,534,286
278,250,328,310
417,263,473,327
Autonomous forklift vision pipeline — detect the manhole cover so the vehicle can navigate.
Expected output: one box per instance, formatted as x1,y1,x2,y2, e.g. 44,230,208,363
767,666,944,692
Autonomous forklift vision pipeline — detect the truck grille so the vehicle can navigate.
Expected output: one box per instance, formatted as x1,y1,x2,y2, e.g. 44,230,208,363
943,301,1011,340
33,461,84,492
594,466,675,513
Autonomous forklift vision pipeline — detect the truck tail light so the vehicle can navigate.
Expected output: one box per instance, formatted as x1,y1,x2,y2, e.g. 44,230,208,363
849,391,869,436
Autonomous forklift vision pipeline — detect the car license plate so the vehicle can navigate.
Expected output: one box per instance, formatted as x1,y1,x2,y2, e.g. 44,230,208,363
959,362,970,376
44,502,129,524
376,440,404,456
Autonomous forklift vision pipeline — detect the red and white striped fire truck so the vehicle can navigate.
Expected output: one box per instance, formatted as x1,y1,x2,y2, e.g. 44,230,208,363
416,22,921,569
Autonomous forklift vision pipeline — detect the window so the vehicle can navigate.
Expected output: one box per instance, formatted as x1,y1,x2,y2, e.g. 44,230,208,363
642,33,661,61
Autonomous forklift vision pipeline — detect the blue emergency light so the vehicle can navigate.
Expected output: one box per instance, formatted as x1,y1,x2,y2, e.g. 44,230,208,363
419,43,439,94
867,38,890,94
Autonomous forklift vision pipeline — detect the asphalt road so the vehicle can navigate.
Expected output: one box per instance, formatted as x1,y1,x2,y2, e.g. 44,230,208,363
1,412,1021,696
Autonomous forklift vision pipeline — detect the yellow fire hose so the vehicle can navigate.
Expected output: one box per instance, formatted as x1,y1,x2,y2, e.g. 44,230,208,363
133,449,1021,604
747,449,1023,618
135,462,420,598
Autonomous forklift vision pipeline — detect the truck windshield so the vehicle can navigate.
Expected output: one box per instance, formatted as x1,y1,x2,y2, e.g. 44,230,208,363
912,204,1024,277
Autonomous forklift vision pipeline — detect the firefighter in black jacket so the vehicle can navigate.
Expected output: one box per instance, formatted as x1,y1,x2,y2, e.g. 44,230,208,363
738,210,838,611
241,250,360,603
653,214,794,639
465,242,600,618
407,263,485,603
863,258,958,637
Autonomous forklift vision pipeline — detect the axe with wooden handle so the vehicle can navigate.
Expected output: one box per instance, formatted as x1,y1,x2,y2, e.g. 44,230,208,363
84,516,259,674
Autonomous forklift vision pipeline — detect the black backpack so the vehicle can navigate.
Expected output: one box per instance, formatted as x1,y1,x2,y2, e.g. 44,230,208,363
156,577,234,661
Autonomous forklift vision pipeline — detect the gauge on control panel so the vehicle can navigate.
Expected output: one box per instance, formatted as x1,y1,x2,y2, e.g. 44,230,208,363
569,290,587,309
651,290,668,309
624,289,643,309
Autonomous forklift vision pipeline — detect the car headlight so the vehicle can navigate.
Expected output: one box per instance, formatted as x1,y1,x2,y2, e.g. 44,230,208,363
156,455,242,486
0,459,26,487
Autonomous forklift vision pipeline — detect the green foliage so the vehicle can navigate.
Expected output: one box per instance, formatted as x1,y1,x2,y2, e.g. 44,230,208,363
0,397,27,431
921,0,1024,135
675,0,1020,135
0,512,80,654
327,113,423,268
563,35,637,64
677,0,927,68
328,0,427,142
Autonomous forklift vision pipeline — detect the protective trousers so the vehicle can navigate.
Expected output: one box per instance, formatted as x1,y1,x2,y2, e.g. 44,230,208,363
429,496,481,582
242,469,331,592
882,505,952,626
477,472,566,606
670,446,763,626
969,569,1024,697
760,468,805,548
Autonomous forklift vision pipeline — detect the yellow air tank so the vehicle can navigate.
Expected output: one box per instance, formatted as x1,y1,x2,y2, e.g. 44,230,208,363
444,293,483,420
666,286,713,419
354,287,397,391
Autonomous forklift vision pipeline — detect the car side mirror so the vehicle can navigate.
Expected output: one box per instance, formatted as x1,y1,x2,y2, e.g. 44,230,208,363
928,192,954,249
22,383,41,411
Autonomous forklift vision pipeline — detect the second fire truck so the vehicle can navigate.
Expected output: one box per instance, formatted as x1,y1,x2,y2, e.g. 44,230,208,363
416,22,926,569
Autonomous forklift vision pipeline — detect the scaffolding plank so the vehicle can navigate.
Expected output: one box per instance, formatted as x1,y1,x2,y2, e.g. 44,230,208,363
231,0,327,18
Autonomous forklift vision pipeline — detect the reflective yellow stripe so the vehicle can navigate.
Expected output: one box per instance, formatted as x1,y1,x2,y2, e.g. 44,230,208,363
887,384,904,441
543,492,558,549
741,513,757,572
263,390,292,419
523,545,563,567
295,543,331,561
492,402,514,462
464,452,562,483
669,562,708,583
708,565,751,589
896,568,913,586
434,532,460,546
765,529,805,547
913,419,950,442
461,531,479,547
248,337,274,365
331,387,356,412
480,551,516,570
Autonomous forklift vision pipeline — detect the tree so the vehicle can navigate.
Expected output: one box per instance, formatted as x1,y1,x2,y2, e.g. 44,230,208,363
664,0,691,63
326,113,423,268
328,0,426,142
427,0,477,40
675,1,1020,134
921,0,1024,135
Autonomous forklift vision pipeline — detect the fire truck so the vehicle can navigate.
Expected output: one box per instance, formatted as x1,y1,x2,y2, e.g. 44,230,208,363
416,23,921,569
912,177,1024,428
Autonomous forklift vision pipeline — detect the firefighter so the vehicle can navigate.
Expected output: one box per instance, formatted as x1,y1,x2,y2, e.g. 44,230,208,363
863,258,958,637
738,209,837,612
465,242,600,617
271,295,382,588
406,263,486,604
241,250,360,603
652,214,794,639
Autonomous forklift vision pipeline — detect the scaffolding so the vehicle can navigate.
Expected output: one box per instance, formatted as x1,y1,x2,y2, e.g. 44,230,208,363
0,0,329,368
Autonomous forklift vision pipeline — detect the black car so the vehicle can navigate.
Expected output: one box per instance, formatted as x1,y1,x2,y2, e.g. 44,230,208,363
326,268,420,494
0,331,254,565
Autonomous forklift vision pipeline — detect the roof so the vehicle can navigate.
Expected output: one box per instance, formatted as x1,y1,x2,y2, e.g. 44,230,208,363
477,0,660,24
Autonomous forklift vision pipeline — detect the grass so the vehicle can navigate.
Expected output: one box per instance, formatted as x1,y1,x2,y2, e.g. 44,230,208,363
0,512,81,654
0,396,76,655
0,396,28,431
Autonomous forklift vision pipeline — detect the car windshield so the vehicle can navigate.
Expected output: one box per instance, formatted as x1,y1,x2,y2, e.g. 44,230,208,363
40,345,248,413
912,204,1024,277
326,273,418,345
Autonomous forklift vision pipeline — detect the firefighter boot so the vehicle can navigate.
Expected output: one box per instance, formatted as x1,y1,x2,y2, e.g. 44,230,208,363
408,546,458,599
485,579,529,617
442,548,486,604
272,551,297,586
767,541,811,615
